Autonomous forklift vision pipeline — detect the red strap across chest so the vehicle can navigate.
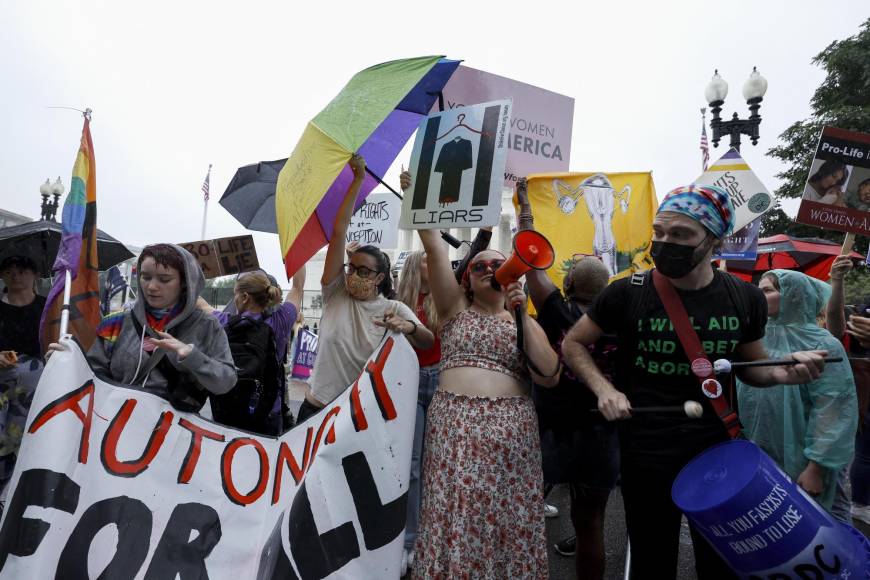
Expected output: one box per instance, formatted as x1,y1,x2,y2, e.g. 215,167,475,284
652,270,743,439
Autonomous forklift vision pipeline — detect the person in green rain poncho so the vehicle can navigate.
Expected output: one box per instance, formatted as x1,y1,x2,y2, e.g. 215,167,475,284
738,269,858,512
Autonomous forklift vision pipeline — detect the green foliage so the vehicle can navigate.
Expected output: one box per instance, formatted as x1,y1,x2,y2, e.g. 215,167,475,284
844,266,870,305
764,19,870,255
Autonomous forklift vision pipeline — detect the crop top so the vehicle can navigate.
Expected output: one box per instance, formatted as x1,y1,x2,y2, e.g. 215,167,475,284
439,309,528,382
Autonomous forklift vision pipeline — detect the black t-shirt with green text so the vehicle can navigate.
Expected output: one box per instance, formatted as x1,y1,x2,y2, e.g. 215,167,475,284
587,271,767,458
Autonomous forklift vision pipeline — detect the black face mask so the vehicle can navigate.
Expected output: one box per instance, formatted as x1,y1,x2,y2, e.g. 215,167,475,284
650,237,712,279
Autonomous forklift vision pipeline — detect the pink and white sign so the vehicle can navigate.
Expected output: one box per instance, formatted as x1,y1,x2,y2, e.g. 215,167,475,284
435,66,574,187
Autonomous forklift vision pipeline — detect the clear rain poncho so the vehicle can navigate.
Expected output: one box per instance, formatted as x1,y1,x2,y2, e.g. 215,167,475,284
737,269,857,511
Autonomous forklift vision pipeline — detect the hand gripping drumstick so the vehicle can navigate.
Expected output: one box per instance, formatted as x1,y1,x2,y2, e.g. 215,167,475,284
591,401,704,419
713,357,843,375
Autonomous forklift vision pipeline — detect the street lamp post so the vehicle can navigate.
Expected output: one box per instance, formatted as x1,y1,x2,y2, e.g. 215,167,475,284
704,67,769,153
39,177,65,221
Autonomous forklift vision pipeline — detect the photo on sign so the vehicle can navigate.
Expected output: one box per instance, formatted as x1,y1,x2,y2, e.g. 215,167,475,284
843,166,870,212
802,158,853,207
401,99,511,230
796,126,870,237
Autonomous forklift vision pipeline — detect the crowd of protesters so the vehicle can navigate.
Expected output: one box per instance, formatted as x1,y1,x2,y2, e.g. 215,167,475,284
1,151,870,579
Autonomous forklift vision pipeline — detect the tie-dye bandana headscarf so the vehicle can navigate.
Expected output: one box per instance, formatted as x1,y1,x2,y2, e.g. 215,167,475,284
656,184,735,239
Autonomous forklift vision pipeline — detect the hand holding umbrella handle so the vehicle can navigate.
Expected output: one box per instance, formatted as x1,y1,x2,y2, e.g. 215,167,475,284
714,357,844,374
349,154,366,180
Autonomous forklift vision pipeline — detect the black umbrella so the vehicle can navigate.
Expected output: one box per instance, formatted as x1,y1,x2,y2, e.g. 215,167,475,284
0,220,135,278
219,158,403,234
219,159,286,233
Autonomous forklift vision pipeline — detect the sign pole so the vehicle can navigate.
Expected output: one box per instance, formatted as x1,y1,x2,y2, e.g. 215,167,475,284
841,232,856,254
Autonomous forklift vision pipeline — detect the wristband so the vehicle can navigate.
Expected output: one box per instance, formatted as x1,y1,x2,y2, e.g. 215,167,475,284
405,321,418,336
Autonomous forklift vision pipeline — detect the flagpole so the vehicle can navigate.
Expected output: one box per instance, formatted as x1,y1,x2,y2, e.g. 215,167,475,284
201,200,209,239
201,163,212,239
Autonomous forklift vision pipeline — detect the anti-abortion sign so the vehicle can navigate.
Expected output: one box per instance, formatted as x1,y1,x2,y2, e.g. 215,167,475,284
436,66,573,186
179,235,260,279
291,328,318,381
695,149,773,233
0,333,418,579
797,126,870,236
346,193,400,248
401,99,512,230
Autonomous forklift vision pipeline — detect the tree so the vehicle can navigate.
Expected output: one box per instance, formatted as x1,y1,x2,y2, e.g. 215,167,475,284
763,18,870,258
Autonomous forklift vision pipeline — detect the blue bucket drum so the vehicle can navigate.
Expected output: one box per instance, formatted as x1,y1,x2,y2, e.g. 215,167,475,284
672,439,869,578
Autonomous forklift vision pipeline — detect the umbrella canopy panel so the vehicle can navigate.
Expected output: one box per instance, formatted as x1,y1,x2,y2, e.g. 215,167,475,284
276,56,461,277
218,159,286,232
0,220,134,277
726,234,864,282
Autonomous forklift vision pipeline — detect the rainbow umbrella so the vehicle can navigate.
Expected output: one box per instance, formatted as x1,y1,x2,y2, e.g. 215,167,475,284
276,56,460,276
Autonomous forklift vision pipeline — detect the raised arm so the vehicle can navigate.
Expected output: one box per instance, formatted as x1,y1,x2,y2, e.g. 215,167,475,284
400,169,466,321
825,255,851,341
287,264,306,312
322,154,366,286
514,176,556,310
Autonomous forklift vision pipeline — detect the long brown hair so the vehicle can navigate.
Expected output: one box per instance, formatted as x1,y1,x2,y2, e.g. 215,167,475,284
396,251,437,332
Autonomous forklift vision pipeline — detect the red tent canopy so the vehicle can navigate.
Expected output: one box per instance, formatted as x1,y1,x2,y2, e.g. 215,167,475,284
725,234,865,282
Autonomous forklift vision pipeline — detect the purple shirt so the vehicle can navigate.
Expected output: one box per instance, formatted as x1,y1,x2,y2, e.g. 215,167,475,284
214,302,297,417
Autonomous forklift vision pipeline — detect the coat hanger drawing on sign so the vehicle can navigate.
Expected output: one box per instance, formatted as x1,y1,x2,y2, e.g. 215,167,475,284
435,113,483,141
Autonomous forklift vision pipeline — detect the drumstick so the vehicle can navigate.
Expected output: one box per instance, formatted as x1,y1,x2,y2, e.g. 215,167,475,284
590,401,703,419
713,357,843,374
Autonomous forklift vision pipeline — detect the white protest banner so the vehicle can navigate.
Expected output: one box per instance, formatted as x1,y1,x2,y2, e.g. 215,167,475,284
693,148,773,233
0,333,418,579
346,192,400,248
435,66,573,186
401,99,511,230
797,126,870,237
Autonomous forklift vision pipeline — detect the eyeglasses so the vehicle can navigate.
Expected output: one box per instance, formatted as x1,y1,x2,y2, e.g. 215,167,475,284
571,253,602,263
469,259,505,275
345,263,380,279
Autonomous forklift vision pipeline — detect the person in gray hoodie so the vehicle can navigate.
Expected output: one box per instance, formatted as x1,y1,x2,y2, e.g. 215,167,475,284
52,243,236,410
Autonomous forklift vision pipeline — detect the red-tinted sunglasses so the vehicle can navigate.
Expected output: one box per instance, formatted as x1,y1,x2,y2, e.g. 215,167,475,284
469,259,505,275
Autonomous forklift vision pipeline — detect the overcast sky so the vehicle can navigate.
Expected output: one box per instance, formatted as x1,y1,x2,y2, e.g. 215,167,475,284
2,0,868,282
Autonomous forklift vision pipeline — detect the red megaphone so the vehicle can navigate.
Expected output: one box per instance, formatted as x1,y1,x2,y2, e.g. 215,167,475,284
494,230,555,288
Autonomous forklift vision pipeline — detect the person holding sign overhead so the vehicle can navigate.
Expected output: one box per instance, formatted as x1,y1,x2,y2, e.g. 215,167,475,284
296,155,433,423
400,169,559,579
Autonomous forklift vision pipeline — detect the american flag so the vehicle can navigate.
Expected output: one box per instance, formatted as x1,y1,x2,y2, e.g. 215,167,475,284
201,164,212,202
700,109,710,172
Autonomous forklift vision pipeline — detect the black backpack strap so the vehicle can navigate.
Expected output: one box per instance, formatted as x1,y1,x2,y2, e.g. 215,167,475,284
628,270,653,325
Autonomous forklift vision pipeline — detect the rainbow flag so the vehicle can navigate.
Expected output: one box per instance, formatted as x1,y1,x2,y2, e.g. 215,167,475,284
40,116,101,352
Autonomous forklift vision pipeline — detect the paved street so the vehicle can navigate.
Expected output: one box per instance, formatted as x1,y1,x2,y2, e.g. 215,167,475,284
544,484,697,579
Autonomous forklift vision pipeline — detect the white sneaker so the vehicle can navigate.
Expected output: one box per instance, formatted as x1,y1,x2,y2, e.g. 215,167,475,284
852,504,870,525
400,548,410,576
544,503,559,518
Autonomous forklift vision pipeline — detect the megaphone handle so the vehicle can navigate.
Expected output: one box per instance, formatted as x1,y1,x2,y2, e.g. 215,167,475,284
514,304,524,360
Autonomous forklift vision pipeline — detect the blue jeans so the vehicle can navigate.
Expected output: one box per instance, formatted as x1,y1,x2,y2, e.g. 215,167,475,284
404,366,439,550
